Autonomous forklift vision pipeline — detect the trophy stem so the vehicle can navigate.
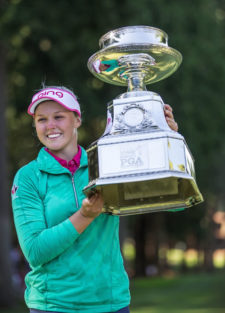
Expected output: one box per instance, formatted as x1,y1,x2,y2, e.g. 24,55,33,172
118,53,155,92
127,74,147,92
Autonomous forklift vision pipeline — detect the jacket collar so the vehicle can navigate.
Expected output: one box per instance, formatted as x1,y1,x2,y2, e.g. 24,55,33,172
37,146,88,174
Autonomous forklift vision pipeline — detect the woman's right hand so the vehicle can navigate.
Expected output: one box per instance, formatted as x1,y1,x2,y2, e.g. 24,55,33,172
69,191,103,233
80,192,103,219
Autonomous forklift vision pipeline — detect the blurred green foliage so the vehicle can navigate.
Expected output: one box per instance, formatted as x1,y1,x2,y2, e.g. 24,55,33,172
1,0,224,193
0,0,224,269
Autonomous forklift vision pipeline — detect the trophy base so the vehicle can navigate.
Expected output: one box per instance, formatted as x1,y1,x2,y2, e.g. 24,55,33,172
84,175,202,216
83,129,203,216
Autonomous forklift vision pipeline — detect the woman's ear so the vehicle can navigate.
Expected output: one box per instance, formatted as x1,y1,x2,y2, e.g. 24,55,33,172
75,115,82,128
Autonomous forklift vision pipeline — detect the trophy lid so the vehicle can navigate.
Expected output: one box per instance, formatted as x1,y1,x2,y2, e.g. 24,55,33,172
99,26,168,49
88,26,182,87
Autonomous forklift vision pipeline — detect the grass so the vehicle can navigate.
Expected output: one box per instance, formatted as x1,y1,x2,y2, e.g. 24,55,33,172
130,270,225,313
1,271,225,313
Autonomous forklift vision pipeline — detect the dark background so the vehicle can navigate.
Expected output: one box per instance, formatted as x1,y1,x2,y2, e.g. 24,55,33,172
0,0,224,308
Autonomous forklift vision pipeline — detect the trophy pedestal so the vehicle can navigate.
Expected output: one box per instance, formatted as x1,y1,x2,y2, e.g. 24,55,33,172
83,93,203,215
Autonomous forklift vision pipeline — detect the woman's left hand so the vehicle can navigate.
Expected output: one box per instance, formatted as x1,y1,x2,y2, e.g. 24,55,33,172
164,104,178,132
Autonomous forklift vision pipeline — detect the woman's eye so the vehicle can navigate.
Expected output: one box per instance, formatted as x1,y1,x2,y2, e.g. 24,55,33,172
37,118,46,122
55,115,64,119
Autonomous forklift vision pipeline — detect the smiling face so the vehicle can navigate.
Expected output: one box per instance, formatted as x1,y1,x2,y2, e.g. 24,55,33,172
34,100,81,160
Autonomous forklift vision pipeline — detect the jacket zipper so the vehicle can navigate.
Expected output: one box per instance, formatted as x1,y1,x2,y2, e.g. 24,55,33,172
71,175,79,208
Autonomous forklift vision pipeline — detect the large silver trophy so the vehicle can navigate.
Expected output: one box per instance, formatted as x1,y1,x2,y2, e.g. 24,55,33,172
83,26,203,215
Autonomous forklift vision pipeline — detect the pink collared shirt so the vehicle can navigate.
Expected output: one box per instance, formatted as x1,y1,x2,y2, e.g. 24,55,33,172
45,145,82,175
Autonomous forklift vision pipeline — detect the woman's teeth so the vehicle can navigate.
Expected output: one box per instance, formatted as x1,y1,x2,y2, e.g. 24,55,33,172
47,134,61,139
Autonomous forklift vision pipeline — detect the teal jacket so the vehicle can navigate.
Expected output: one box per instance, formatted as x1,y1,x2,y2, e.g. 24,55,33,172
11,147,130,313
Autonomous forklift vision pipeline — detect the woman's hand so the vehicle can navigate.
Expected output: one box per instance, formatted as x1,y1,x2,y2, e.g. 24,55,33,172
69,192,103,234
80,192,103,219
164,104,178,132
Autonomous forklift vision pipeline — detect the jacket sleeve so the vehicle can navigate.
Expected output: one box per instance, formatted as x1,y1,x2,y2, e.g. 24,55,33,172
11,166,80,268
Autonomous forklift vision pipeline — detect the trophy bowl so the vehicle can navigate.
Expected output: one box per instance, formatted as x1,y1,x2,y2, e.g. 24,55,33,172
83,26,203,215
88,25,182,87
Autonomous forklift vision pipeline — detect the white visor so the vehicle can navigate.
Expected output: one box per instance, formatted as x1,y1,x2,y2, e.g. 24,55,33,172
28,88,81,116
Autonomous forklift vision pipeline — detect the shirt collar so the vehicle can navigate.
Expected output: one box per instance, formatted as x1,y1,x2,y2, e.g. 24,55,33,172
36,147,87,174
45,146,82,174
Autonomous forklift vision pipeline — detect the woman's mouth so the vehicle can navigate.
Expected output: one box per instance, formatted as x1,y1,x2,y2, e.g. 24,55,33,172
47,133,62,139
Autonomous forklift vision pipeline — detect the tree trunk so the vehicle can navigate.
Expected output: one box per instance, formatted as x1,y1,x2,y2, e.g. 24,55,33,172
203,198,217,271
134,215,147,276
0,42,14,306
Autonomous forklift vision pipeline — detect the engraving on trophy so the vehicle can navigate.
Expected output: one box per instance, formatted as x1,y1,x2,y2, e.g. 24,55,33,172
84,25,203,215
115,103,156,132
119,143,148,171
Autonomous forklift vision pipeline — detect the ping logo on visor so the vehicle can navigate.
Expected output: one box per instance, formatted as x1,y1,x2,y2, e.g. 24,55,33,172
28,88,81,117
37,90,64,99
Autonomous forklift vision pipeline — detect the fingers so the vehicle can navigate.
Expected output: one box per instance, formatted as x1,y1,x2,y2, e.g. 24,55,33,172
164,104,174,119
80,191,103,218
166,118,178,132
164,104,173,111
87,191,98,203
88,191,103,204
90,192,104,208
164,104,178,132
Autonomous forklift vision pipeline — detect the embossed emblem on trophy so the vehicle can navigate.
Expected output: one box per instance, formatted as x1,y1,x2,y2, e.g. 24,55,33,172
83,26,203,215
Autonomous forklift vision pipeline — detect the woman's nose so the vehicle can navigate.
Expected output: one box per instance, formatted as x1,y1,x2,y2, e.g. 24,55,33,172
46,119,57,129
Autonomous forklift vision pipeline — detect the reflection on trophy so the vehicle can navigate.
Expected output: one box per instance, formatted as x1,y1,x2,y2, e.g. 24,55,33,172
83,26,203,215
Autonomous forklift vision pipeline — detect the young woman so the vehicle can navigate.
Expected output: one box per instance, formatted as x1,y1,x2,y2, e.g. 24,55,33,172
11,86,178,313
